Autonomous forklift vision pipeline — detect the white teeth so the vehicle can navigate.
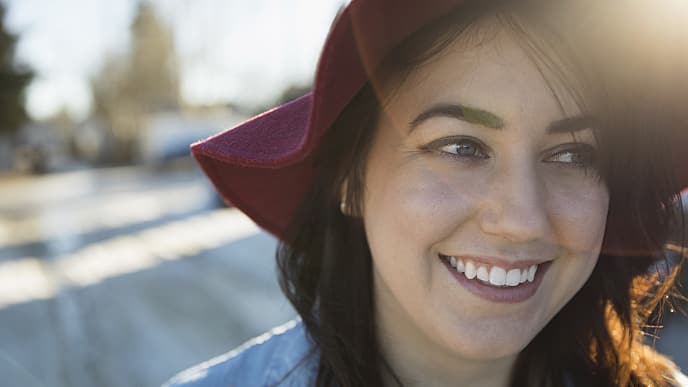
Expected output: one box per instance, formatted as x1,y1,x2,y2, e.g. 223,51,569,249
444,255,541,287
488,266,506,286
527,265,537,282
506,269,521,286
464,260,477,279
476,265,489,281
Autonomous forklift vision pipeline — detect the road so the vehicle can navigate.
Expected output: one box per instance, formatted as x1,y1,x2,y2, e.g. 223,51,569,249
0,165,296,387
0,165,685,387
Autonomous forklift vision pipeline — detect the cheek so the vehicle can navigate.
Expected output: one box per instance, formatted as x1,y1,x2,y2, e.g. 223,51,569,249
364,163,485,250
547,181,610,255
362,163,489,323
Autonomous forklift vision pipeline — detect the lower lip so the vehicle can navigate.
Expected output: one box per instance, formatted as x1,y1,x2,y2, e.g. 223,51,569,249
440,256,552,304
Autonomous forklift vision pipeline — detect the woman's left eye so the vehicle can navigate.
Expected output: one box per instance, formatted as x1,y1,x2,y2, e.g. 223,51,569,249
545,144,596,168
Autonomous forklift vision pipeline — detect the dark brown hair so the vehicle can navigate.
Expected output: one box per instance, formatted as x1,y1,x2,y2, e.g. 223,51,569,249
277,1,687,385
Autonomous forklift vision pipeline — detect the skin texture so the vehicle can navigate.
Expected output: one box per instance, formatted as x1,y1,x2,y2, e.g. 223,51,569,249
361,24,610,387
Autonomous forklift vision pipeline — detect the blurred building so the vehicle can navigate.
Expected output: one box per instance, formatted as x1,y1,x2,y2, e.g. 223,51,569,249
71,106,248,168
139,107,249,166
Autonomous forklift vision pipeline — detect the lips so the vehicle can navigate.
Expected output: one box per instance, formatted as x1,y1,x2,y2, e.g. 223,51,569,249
439,253,553,303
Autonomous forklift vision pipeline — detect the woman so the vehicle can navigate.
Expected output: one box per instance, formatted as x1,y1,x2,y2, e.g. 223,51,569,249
165,0,688,385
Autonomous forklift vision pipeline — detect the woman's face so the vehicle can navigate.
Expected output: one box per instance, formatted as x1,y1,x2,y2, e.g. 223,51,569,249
362,25,610,367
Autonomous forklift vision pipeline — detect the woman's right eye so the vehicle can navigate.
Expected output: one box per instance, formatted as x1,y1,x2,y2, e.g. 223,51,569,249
433,138,489,159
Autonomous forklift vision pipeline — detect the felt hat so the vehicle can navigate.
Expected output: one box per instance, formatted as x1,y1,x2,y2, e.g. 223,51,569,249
191,0,688,241
191,0,466,238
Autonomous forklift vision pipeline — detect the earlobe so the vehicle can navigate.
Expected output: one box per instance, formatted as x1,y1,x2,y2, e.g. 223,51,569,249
340,179,350,216
340,200,349,215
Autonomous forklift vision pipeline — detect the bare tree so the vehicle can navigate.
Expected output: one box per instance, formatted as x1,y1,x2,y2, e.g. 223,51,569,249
90,1,179,163
125,2,179,111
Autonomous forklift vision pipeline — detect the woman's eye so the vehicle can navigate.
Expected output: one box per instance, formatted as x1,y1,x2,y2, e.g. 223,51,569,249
437,139,488,159
546,145,596,169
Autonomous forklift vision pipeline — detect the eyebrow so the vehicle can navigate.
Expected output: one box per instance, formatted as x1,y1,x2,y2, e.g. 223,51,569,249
409,103,594,134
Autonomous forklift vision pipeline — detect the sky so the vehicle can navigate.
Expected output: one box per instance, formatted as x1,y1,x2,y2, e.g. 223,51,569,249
2,0,345,120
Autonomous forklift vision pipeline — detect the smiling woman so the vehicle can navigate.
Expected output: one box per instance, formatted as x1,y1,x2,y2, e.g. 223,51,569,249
364,26,610,367
164,0,688,386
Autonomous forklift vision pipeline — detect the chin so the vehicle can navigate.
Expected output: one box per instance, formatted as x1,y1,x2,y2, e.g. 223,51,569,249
445,332,532,361
432,313,543,361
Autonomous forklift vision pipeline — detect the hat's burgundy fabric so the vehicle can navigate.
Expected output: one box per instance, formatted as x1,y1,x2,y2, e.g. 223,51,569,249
192,0,466,238
191,0,688,242
192,94,314,235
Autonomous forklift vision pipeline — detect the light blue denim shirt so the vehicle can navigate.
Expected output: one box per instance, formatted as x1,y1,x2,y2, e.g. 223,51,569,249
162,319,318,387
163,318,688,387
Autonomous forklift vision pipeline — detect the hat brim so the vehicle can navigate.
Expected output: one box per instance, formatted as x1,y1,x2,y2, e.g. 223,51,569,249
191,94,315,237
191,0,467,239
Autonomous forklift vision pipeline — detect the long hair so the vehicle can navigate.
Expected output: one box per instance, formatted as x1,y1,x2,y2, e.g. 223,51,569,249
277,1,687,385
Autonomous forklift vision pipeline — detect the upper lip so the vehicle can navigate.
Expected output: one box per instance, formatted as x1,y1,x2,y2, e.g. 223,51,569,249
439,253,553,270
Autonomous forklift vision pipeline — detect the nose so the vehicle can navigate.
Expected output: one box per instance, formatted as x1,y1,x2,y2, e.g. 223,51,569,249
477,162,551,243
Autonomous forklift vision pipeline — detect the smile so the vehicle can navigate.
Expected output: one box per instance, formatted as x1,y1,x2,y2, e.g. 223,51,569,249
439,254,553,303
443,255,537,287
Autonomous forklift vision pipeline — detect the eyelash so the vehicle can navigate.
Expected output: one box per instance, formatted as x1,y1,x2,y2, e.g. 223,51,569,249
425,137,598,170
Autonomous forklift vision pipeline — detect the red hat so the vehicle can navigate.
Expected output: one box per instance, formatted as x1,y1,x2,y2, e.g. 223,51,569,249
191,0,688,241
191,0,466,239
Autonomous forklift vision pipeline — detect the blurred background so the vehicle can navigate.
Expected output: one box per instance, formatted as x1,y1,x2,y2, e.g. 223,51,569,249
0,1,684,386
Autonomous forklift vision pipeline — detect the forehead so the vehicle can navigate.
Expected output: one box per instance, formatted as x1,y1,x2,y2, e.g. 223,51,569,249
376,20,582,131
